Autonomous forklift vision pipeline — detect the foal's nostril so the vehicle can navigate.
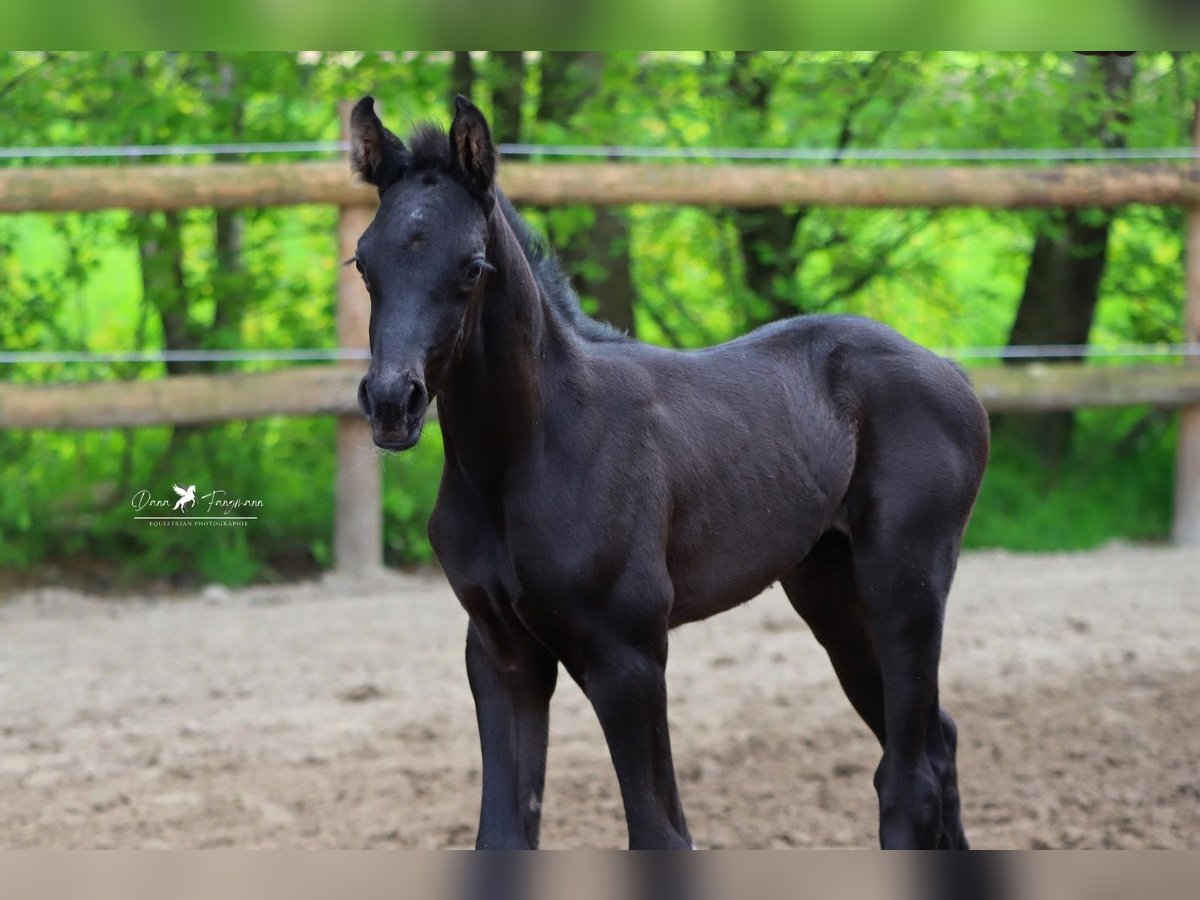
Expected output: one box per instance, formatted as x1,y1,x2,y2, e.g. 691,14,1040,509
405,380,428,419
357,378,371,417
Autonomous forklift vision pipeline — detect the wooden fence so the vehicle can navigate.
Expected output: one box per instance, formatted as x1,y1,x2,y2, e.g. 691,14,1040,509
4,160,1200,213
5,363,1200,430
3,112,1200,563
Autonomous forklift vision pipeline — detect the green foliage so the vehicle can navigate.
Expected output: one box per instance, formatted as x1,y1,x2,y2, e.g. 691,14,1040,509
381,424,445,566
965,407,1177,550
1,51,1197,583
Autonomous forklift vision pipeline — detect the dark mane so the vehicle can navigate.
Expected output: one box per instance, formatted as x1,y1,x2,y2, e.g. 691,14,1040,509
494,193,631,343
404,121,631,344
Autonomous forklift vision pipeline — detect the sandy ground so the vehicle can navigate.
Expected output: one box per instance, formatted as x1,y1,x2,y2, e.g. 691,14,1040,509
1,545,1197,849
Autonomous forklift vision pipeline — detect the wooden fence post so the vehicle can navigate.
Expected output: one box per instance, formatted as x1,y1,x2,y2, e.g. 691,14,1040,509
335,101,383,573
1174,102,1200,545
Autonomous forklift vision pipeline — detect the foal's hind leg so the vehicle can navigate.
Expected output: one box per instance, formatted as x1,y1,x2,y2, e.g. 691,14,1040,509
781,532,886,746
851,529,964,850
782,532,968,849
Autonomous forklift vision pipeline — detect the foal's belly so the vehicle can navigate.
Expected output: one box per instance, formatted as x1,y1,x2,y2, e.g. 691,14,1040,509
619,355,855,626
658,427,852,626
664,478,839,627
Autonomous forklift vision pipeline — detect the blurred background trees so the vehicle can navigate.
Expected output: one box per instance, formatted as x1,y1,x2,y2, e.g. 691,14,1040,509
1,51,1196,585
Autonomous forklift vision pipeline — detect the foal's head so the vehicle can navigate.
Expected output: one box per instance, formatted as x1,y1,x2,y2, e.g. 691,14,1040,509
348,95,498,451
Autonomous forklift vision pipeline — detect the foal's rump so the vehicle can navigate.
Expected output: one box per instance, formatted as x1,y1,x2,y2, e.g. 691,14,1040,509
823,315,990,543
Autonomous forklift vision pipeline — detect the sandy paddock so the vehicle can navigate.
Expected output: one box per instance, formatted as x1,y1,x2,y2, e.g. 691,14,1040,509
1,545,1197,849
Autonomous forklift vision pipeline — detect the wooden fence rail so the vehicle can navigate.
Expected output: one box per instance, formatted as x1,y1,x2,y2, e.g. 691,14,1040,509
4,363,1200,430
3,161,1200,212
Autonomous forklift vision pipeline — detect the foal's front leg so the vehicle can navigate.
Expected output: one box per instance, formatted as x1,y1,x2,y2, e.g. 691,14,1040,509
577,624,691,850
465,620,558,849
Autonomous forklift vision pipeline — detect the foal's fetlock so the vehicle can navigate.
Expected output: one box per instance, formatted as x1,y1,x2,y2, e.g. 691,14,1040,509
879,799,942,849
936,778,969,850
875,759,942,849
933,710,968,848
937,818,969,850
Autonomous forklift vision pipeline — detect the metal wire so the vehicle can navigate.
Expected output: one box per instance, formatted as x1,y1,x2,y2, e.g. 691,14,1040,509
0,349,370,364
500,146,1200,163
941,343,1200,360
0,141,347,159
2,141,1199,163
2,344,1198,365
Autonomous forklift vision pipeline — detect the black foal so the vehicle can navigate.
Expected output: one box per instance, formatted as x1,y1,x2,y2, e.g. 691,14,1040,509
346,94,989,849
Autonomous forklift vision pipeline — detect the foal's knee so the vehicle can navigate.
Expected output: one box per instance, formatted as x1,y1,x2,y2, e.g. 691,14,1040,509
584,644,666,708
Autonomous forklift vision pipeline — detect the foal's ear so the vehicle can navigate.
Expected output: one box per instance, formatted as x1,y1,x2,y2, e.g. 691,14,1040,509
449,95,496,209
349,96,407,190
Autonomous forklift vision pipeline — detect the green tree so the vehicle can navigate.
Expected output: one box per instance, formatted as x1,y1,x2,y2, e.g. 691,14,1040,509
536,51,638,335
999,53,1136,463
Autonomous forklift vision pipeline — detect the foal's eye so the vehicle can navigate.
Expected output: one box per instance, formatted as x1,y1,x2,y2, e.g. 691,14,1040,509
354,257,365,275
462,258,494,288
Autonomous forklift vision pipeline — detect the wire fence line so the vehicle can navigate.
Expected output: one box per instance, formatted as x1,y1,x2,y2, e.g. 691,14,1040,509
0,349,373,364
3,344,1199,366
499,146,1200,163
2,141,1200,164
0,141,347,159
947,344,1200,360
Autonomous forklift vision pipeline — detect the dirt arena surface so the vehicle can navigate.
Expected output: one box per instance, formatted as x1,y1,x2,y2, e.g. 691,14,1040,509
1,544,1197,849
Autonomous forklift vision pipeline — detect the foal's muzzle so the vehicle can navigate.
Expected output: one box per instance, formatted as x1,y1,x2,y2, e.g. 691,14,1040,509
359,368,429,451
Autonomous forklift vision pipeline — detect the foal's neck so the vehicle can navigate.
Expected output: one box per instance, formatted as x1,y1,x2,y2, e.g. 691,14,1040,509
440,203,576,473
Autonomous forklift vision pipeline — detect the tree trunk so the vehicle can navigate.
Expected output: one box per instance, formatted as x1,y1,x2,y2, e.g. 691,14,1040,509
489,51,525,145
726,52,806,325
722,52,916,328
538,51,603,122
1003,213,1113,459
562,206,638,334
210,53,246,364
134,207,209,470
137,53,249,472
213,208,244,346
136,210,199,376
537,51,637,336
449,51,475,103
998,53,1136,463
